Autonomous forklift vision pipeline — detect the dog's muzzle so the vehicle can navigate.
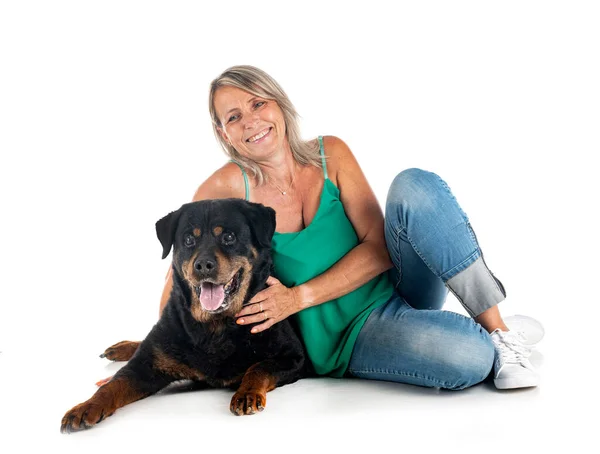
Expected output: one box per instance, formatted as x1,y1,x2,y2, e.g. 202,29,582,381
193,268,243,312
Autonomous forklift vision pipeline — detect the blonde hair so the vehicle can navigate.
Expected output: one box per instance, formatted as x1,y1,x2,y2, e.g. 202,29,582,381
209,65,321,186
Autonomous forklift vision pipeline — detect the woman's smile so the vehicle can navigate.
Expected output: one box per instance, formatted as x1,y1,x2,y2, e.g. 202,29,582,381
246,127,273,144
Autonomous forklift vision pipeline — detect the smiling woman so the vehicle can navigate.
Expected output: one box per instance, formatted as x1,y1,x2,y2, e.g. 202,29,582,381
214,87,287,162
207,66,322,187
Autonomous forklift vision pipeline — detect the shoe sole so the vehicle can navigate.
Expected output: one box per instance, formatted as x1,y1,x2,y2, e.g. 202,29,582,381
504,315,545,346
494,375,540,390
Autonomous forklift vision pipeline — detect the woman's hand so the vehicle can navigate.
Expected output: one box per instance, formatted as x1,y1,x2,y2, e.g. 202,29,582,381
235,276,302,334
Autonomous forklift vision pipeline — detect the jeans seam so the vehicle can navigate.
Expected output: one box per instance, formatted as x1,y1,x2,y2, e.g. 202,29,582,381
466,221,506,298
398,226,438,277
480,257,504,297
465,222,480,251
347,368,450,389
434,173,469,223
390,225,403,289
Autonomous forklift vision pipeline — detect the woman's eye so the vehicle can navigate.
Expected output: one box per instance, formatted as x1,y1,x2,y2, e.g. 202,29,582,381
228,114,239,123
184,235,196,248
222,232,236,245
254,101,265,108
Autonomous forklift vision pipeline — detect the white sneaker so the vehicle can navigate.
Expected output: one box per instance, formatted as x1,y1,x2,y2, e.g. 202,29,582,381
490,329,539,389
504,315,545,346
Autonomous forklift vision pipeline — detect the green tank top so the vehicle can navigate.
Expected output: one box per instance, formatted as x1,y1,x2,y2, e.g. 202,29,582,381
231,136,394,377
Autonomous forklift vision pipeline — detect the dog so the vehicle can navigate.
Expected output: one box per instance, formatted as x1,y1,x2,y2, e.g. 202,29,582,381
60,199,307,433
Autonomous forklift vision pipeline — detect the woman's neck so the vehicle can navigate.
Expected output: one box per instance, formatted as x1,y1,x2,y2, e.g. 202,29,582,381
257,142,297,184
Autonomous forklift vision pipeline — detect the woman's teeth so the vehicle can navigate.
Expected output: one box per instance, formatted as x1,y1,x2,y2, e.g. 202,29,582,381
247,128,271,143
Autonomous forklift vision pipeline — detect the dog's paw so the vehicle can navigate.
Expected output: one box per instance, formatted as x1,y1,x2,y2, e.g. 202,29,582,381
230,390,266,416
100,340,140,361
60,400,113,433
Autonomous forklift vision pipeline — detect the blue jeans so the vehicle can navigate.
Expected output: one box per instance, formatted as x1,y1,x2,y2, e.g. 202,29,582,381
348,169,504,390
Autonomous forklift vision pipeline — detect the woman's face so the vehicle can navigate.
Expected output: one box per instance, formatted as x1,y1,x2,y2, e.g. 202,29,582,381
213,86,287,161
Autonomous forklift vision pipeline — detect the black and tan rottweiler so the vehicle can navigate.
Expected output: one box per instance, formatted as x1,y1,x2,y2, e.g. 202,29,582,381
60,199,307,433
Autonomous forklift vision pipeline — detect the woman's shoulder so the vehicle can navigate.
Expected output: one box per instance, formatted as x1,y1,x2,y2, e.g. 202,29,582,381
191,161,247,202
319,135,360,184
320,135,356,160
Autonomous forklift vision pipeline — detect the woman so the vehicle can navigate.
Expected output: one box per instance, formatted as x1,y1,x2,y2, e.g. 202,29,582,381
157,65,542,390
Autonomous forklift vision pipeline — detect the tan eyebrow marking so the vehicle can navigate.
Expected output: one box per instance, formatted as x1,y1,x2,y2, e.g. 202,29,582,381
193,228,201,237
213,226,223,236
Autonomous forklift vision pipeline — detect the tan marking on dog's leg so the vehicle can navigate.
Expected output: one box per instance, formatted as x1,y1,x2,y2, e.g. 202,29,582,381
60,377,147,432
230,363,278,416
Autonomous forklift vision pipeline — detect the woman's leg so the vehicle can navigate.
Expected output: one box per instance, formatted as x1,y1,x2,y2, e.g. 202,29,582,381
384,168,506,323
382,168,539,389
348,294,494,390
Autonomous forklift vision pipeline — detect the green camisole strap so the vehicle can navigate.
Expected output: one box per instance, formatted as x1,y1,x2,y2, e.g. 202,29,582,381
229,160,250,201
318,135,328,179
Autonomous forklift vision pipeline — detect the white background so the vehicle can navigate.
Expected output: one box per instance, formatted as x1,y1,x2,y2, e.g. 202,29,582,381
1,1,598,452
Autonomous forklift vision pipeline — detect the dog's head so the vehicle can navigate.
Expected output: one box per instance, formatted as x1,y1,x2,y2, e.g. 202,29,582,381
156,199,276,322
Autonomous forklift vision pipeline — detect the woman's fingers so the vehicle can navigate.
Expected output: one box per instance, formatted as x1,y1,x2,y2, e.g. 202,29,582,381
236,302,265,318
265,276,280,286
237,309,270,326
250,319,275,334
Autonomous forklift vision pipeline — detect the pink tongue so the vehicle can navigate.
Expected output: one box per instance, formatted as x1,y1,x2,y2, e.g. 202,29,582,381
199,282,225,310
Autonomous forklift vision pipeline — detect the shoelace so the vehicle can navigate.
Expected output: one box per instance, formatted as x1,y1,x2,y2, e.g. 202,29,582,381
495,331,533,363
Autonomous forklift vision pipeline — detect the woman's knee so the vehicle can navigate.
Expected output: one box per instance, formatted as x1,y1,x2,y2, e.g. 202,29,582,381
386,168,444,215
404,311,495,390
443,327,495,390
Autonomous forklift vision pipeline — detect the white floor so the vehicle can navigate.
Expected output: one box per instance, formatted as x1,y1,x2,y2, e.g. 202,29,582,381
1,298,593,454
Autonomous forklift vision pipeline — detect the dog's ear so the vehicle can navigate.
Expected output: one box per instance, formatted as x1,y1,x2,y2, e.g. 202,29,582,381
155,207,183,259
245,203,277,249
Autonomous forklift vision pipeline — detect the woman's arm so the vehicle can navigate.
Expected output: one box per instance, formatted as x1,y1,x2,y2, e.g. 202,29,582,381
295,136,393,309
158,164,246,316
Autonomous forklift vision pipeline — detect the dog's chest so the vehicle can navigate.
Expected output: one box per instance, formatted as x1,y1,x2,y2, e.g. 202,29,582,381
176,327,266,384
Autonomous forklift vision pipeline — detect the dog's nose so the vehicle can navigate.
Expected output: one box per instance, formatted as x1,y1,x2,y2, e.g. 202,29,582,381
193,257,216,275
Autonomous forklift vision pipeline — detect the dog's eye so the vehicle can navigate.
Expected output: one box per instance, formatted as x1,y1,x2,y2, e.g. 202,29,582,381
184,235,196,248
222,232,236,246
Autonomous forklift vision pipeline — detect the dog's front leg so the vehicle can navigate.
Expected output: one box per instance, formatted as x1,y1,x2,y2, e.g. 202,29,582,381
230,361,281,416
61,357,172,432
61,375,146,432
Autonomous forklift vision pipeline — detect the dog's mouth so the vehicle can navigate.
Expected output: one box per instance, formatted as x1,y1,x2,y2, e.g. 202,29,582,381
193,268,243,313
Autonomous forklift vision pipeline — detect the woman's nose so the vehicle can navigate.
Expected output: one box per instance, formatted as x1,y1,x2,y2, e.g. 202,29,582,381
243,112,260,129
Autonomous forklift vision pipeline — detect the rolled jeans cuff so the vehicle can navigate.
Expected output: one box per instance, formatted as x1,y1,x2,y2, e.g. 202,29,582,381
445,256,506,317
